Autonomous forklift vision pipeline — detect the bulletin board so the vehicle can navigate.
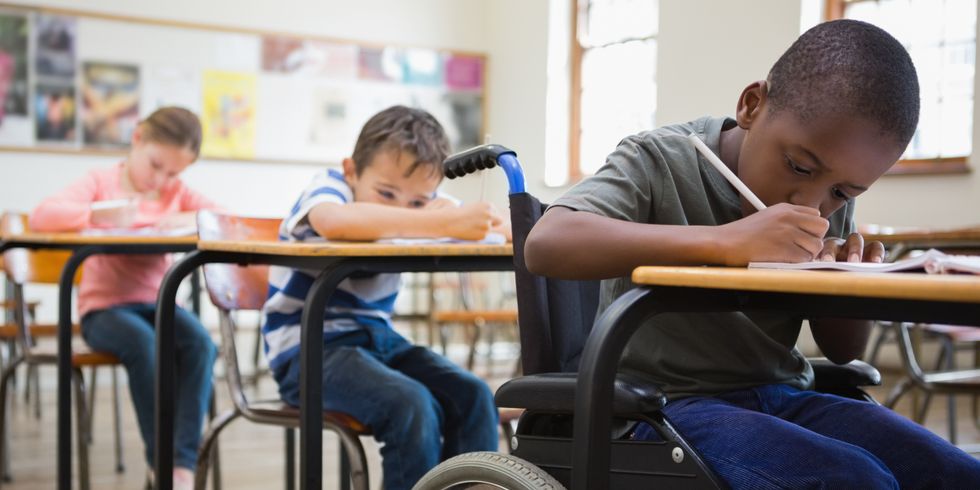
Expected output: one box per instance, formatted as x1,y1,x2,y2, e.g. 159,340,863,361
0,3,487,164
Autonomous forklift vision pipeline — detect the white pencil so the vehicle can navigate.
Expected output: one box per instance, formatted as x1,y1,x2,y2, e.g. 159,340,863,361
687,133,767,211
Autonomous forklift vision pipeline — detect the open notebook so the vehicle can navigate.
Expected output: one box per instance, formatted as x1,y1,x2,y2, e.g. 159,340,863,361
749,249,980,275
376,231,508,245
80,226,197,237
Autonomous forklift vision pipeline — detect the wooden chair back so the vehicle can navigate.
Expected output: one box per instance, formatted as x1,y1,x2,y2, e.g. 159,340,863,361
197,211,282,413
0,212,82,286
0,212,82,351
197,211,281,312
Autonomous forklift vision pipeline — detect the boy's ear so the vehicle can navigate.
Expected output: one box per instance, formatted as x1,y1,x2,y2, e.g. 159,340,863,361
341,157,357,183
735,80,769,129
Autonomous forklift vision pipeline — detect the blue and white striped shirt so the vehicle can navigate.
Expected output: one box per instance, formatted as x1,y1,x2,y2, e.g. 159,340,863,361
261,169,401,376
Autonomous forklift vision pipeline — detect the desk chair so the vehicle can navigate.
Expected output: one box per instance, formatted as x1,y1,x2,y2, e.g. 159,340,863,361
884,322,980,450
193,211,371,490
0,214,124,490
428,272,519,373
860,226,980,444
415,144,883,489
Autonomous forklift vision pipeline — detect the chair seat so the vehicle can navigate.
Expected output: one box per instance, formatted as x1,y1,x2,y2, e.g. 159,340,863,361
0,323,83,339
243,399,371,434
431,310,518,323
921,324,980,343
811,358,881,388
27,343,121,366
921,368,980,390
494,372,666,415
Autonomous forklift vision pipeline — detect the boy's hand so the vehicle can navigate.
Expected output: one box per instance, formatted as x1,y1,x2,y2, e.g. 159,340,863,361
443,202,502,241
718,203,829,265
424,197,457,210
818,233,886,263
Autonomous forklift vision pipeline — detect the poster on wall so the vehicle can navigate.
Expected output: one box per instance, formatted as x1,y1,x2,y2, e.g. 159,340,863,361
34,83,76,143
201,70,256,159
35,14,76,78
402,49,443,86
141,66,201,116
358,47,404,82
262,36,357,78
82,61,139,147
407,88,483,152
444,54,484,91
0,12,31,145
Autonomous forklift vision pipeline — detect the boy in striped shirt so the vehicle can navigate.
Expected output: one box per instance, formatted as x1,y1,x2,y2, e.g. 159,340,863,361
262,105,505,489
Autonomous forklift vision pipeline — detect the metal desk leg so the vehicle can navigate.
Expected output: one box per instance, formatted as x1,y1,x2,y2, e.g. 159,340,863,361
57,246,100,490
299,263,354,490
154,250,212,490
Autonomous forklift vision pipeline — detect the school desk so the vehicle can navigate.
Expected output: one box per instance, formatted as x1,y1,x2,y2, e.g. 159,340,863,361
571,266,980,490
0,231,196,490
861,224,980,260
153,240,513,490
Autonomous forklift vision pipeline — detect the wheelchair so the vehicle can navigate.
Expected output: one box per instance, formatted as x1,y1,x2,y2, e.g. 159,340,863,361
413,145,883,490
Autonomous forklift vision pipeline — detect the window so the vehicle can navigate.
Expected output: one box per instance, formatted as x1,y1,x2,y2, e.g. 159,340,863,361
569,0,658,181
827,0,976,174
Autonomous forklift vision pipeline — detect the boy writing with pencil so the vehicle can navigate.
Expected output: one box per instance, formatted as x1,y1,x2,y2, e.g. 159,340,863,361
262,106,505,489
525,20,980,487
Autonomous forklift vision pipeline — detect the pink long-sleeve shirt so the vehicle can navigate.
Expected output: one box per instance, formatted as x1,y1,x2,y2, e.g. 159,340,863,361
29,162,217,317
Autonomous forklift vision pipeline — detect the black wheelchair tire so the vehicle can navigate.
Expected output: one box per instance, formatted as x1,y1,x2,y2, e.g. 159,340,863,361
412,452,565,490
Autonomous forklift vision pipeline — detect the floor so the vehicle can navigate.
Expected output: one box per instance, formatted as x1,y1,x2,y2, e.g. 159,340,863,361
2,325,978,490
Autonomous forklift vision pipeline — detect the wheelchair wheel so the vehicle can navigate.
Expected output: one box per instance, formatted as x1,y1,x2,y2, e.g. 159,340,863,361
413,452,565,490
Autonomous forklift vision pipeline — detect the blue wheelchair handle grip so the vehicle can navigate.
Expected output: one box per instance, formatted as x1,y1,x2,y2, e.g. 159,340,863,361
443,144,526,194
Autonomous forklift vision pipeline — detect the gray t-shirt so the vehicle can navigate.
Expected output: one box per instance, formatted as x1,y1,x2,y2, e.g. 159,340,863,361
552,116,854,399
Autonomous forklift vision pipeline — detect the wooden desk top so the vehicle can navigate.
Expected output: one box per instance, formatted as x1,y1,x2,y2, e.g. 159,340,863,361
198,239,513,257
859,224,980,245
0,231,197,246
632,266,980,304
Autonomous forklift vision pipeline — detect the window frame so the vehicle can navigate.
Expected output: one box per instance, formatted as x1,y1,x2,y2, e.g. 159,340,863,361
568,0,658,182
825,0,973,175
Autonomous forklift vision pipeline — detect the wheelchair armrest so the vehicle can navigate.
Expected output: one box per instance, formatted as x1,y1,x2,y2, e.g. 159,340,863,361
811,358,882,391
494,372,667,414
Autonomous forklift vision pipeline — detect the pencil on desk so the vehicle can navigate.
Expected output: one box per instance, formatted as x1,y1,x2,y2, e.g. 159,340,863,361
688,133,767,211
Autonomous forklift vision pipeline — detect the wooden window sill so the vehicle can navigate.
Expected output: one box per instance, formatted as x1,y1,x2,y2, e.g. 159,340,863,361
886,157,971,176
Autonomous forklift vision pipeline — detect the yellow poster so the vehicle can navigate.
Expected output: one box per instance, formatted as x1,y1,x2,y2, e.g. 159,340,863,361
201,70,255,159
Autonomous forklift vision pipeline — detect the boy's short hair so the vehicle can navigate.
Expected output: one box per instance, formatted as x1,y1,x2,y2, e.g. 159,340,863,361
350,105,451,177
767,19,920,146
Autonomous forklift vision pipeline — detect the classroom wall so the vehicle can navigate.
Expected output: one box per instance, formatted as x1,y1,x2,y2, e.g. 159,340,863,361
3,0,979,225
0,0,495,217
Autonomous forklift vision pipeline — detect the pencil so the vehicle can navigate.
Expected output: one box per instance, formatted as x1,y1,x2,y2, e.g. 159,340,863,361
687,133,767,211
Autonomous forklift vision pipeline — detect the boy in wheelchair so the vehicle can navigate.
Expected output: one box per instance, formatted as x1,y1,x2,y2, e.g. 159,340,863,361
516,19,980,489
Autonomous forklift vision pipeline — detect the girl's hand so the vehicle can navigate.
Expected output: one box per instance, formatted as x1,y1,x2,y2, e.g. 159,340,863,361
90,199,139,228
156,212,197,230
818,233,886,263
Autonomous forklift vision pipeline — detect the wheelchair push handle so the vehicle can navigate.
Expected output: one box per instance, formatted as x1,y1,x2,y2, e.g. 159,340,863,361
443,144,526,194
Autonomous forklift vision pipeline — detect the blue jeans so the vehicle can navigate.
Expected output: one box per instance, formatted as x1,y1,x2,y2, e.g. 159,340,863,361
633,384,980,489
81,303,217,470
277,321,499,490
